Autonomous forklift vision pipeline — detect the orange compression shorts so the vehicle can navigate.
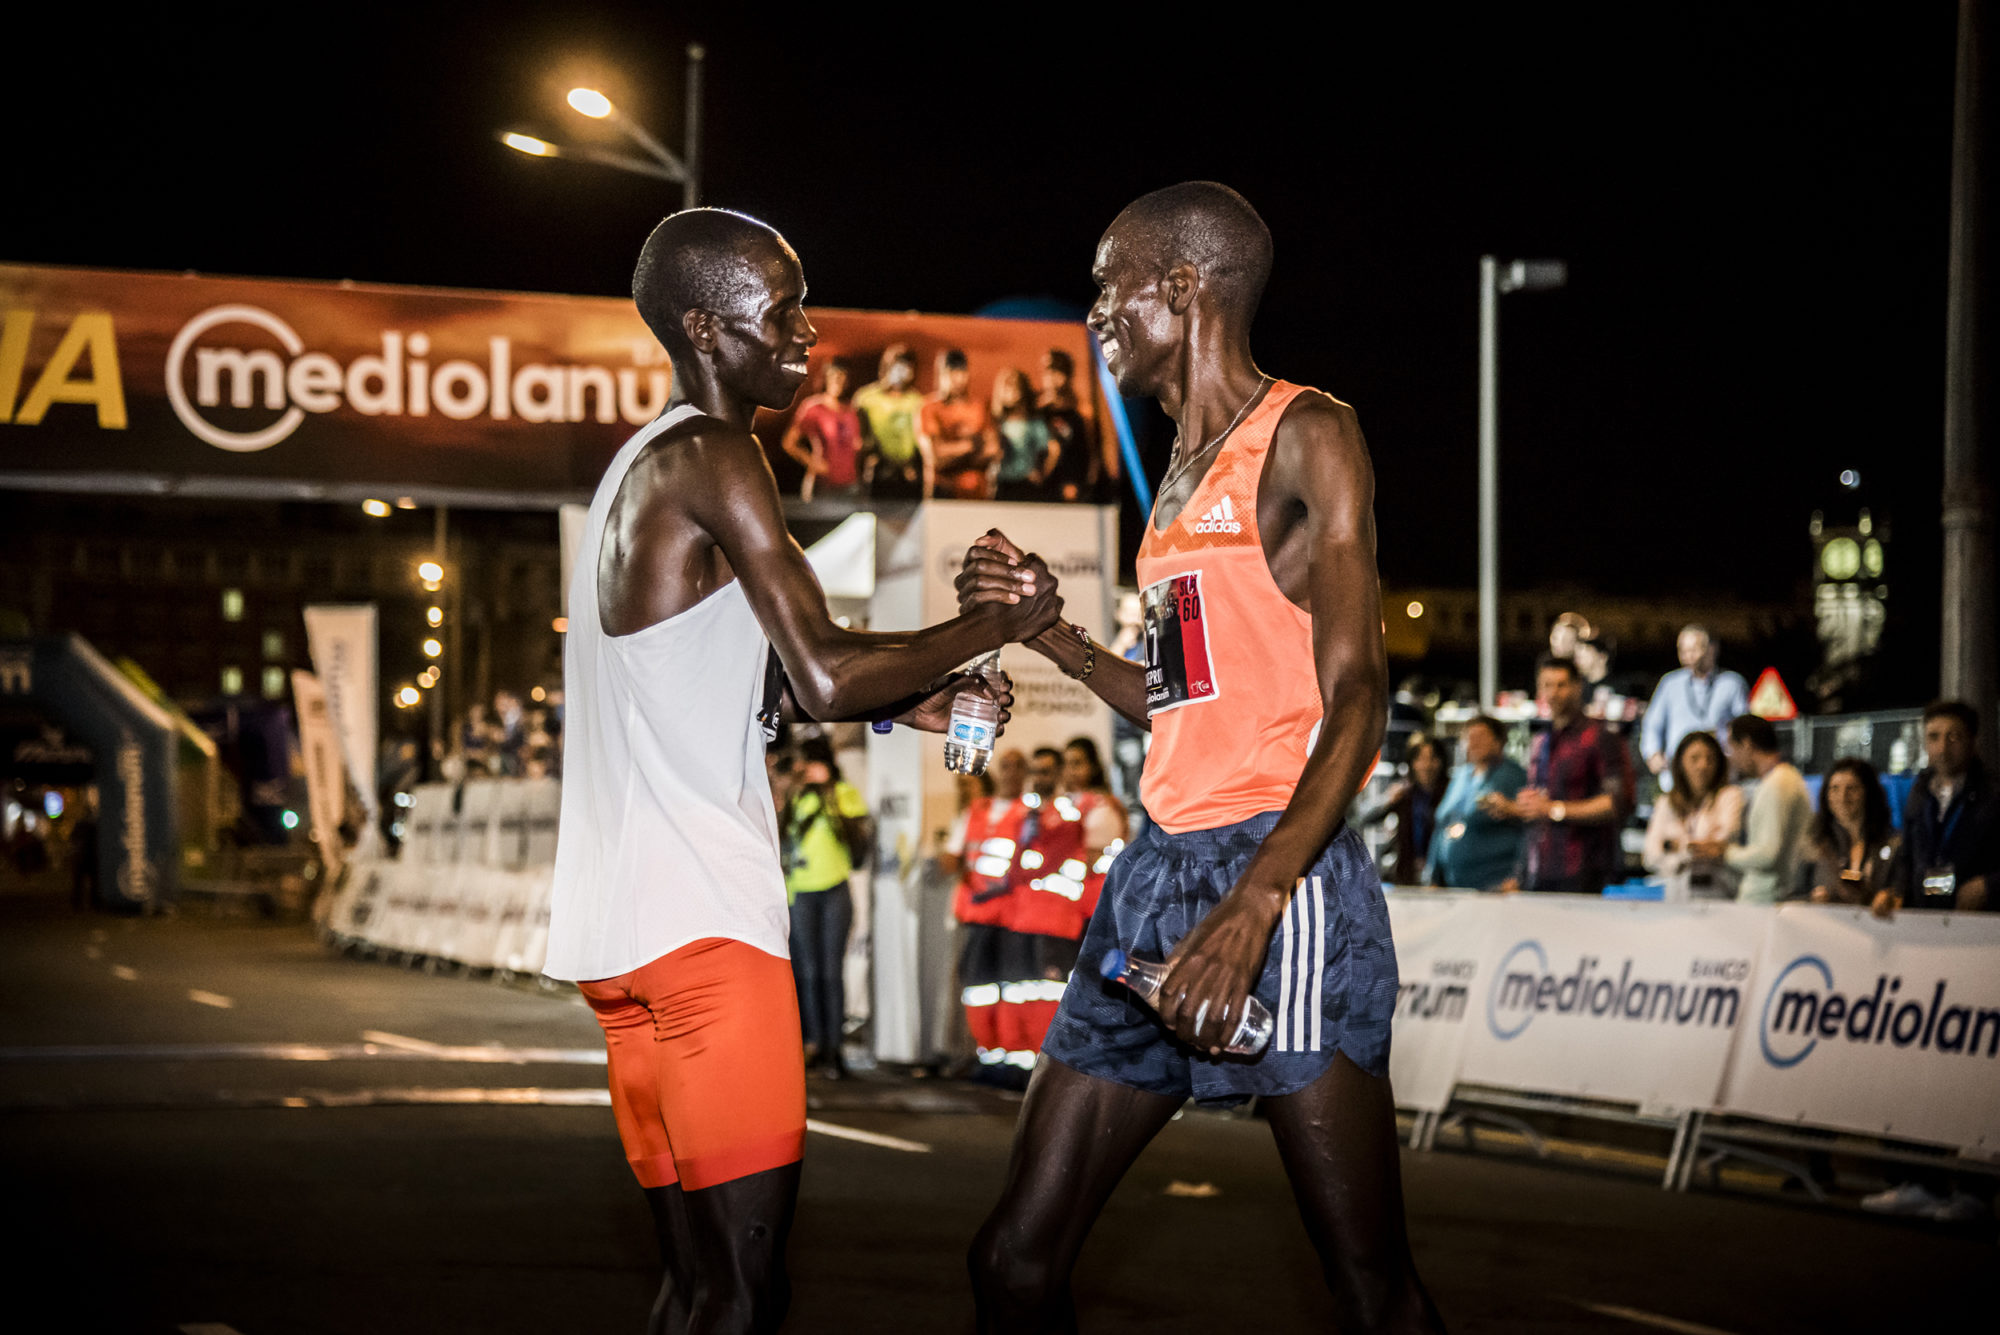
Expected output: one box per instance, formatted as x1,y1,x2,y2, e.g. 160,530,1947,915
576,937,807,1192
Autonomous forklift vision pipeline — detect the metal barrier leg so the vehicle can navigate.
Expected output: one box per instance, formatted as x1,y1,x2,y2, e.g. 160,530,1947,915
1676,1111,1706,1191
1407,1110,1432,1150
1663,1110,1693,1191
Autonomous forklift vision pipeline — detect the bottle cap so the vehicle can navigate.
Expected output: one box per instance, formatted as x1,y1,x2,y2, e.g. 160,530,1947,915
871,720,893,734
1098,948,1127,980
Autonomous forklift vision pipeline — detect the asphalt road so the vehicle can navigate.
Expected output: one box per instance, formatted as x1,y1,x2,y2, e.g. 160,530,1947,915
2,893,1993,1334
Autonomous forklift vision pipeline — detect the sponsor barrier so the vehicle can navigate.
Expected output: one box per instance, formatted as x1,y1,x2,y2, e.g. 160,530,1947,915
1380,891,2000,1165
1721,906,2000,1155
321,778,559,974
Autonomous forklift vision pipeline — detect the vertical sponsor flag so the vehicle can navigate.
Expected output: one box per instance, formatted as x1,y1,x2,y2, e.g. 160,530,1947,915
291,670,346,873
558,502,589,617
303,604,380,856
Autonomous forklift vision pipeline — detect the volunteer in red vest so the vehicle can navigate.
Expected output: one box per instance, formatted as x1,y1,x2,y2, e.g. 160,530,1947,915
949,749,1032,1077
1061,735,1130,923
995,747,1093,1079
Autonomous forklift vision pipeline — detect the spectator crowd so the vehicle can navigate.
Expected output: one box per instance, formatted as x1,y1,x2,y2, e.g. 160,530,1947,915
781,346,1102,504
1360,625,1996,922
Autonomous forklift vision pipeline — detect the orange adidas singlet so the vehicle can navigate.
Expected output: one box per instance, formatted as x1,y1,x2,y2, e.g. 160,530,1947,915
1137,380,1325,834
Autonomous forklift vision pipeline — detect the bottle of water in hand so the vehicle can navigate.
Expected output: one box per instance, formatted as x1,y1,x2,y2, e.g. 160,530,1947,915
1100,949,1273,1055
944,650,1003,776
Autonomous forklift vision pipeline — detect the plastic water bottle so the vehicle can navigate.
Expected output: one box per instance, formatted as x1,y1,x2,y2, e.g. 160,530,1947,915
944,650,1003,776
1099,949,1273,1055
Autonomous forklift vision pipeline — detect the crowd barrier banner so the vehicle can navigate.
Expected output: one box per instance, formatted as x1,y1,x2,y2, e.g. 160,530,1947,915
1719,906,2000,1156
324,780,556,975
1383,892,1492,1113
1453,897,1767,1112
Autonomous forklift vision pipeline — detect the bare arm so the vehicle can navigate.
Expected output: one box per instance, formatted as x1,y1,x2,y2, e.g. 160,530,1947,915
778,412,823,474
1158,396,1387,1051
957,534,1151,727
682,424,1058,720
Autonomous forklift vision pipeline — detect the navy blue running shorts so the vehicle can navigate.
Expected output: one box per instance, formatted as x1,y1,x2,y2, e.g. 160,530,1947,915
1041,810,1397,1106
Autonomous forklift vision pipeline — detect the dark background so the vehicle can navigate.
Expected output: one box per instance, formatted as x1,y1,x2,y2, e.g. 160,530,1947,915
3,4,1962,685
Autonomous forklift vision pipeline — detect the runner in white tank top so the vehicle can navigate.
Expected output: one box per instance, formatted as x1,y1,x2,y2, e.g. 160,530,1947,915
545,401,790,982
550,207,1060,1334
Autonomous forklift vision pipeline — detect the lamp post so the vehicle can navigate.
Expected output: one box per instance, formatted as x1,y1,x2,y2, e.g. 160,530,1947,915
498,44,705,208
1478,255,1567,709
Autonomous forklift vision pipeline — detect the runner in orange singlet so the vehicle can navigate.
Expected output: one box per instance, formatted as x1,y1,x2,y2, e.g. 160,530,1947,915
957,183,1445,1333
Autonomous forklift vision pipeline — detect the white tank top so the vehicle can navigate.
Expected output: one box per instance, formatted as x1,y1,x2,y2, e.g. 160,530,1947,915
543,405,789,981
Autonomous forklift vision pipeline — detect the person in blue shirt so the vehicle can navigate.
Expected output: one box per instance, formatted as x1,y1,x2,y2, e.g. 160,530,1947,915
1425,716,1528,890
1641,625,1749,787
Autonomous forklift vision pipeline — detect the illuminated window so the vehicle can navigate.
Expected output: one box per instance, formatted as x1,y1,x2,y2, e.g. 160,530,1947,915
262,630,285,659
221,589,245,622
221,665,244,695
262,666,286,699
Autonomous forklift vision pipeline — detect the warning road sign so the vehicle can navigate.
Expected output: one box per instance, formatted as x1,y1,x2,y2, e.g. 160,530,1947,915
1748,667,1798,721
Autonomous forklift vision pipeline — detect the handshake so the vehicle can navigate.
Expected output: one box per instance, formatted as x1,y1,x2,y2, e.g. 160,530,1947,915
956,529,1066,646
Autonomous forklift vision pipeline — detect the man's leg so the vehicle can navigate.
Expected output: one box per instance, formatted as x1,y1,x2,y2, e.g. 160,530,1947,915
788,893,825,1061
578,976,695,1333
649,939,809,1335
817,883,853,1073
680,1163,803,1335
969,1058,1181,1334
642,1184,696,1335
1263,1052,1447,1333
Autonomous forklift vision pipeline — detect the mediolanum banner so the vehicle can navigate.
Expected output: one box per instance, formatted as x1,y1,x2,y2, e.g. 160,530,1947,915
0,264,1105,507
0,263,671,502
1454,896,1768,1112
1720,906,2000,1155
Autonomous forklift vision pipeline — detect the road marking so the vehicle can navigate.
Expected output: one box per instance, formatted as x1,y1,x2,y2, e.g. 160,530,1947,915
84,945,103,960
359,1029,452,1054
805,1119,931,1153
110,965,139,981
0,1042,606,1065
1576,1301,1742,1335
361,1030,607,1064
295,1086,612,1108
188,990,235,1009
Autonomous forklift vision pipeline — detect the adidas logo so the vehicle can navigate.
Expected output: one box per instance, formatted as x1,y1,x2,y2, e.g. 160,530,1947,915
1192,495,1243,534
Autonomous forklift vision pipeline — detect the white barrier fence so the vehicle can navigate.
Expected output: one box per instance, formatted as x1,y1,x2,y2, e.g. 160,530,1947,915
1385,892,2000,1160
318,778,561,975
321,783,2000,1159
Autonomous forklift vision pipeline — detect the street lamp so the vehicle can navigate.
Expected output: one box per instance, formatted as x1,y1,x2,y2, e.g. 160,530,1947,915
497,44,705,209
1478,255,1567,709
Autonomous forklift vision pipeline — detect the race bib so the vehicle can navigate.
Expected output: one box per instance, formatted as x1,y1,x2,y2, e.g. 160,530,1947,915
1143,571,1219,715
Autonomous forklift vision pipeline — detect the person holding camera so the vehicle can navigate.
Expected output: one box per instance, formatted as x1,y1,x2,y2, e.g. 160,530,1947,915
782,738,873,1078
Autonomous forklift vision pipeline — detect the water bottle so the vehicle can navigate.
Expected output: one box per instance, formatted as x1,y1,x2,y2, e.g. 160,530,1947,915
1099,949,1273,1055
944,650,1003,776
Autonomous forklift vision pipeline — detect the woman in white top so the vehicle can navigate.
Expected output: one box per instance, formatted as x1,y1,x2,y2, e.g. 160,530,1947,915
1644,731,1744,901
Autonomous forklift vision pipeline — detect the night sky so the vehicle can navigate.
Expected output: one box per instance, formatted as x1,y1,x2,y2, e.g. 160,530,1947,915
6,4,1964,669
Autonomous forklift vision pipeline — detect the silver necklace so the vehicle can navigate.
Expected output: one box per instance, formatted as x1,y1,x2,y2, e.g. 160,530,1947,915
1160,376,1270,496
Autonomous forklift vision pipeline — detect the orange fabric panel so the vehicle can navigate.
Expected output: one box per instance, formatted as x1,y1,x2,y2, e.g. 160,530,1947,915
577,936,806,1192
1137,382,1326,834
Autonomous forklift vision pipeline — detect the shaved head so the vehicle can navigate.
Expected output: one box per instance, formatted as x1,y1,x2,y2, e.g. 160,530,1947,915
1109,182,1273,322
632,208,798,355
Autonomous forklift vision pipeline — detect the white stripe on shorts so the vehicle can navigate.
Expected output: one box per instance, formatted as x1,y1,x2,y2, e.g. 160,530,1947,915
1292,876,1312,1052
1277,886,1296,1053
1312,874,1326,1051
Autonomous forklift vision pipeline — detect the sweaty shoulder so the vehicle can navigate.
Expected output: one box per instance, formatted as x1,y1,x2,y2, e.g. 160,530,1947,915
627,414,771,524
1265,386,1371,515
